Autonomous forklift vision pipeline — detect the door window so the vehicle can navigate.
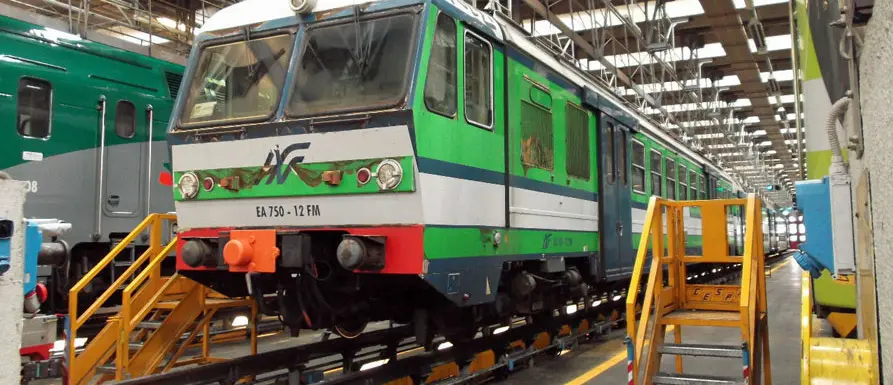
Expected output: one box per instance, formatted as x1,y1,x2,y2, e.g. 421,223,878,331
631,140,645,193
464,31,492,128
115,100,136,138
424,13,457,117
605,122,615,183
17,77,52,139
618,129,627,185
650,150,662,196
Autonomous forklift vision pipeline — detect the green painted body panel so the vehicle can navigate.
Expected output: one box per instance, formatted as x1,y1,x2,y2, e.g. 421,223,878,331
412,7,506,174
172,157,415,201
0,13,184,170
505,56,598,192
423,227,598,260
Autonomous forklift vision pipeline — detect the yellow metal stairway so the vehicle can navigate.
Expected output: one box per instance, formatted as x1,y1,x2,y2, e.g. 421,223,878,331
65,214,257,385
625,195,771,385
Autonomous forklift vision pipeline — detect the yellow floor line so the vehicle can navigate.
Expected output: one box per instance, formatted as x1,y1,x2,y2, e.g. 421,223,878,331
767,258,792,275
564,325,676,385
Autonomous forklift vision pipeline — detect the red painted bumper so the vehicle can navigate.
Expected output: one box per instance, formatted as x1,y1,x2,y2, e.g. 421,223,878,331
176,226,425,275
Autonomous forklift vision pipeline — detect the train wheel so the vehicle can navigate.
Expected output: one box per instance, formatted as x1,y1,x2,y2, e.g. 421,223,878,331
333,316,368,339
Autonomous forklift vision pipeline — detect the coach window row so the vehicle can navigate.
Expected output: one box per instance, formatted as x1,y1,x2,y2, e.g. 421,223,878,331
17,77,137,140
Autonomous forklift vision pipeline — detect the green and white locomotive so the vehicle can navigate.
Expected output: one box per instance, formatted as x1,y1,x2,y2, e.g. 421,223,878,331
169,0,763,339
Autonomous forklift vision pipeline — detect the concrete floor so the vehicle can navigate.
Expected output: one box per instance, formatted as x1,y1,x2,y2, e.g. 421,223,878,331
507,256,802,385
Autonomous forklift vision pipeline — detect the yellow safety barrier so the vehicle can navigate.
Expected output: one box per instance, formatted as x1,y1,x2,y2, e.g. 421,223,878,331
625,194,771,385
67,214,257,385
800,271,875,385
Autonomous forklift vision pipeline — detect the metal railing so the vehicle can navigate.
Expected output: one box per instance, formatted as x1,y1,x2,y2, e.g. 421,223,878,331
67,213,177,385
625,194,769,385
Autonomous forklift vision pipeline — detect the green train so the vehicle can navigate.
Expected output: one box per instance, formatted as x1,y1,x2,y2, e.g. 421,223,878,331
0,13,184,313
169,0,782,340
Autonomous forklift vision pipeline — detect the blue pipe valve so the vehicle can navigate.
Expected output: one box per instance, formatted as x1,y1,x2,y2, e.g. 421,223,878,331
0,218,12,274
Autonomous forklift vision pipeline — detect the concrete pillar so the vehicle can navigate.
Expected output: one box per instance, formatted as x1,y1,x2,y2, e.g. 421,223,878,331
858,2,893,380
0,178,26,383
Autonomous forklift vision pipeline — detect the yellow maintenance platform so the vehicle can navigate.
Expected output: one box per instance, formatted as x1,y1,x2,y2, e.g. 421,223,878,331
626,194,771,385
66,214,258,385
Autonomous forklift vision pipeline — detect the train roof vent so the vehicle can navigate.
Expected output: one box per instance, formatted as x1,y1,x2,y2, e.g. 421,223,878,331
165,71,183,99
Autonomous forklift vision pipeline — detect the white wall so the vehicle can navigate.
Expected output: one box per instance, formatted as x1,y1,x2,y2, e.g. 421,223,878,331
858,2,893,379
0,179,26,383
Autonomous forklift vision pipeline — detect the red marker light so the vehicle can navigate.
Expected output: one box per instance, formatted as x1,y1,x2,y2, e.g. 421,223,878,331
357,168,372,185
202,177,215,191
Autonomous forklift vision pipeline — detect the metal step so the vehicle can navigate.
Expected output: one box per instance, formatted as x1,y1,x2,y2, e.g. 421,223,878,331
96,364,116,374
137,321,163,329
658,343,743,358
129,342,143,350
653,373,742,385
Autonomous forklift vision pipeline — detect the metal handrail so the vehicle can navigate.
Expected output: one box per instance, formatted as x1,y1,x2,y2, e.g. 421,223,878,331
67,213,177,377
625,194,763,385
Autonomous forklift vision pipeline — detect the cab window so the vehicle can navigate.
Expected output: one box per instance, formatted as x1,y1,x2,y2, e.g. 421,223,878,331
424,13,457,117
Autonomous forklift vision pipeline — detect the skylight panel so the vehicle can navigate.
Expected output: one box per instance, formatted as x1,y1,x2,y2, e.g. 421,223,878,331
747,35,792,53
760,69,794,82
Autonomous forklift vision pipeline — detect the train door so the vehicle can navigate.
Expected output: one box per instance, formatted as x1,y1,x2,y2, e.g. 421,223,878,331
598,116,634,278
98,96,146,219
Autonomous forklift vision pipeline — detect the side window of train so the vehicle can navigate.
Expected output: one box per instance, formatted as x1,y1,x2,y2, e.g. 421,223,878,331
464,30,493,129
565,103,589,180
115,100,136,138
630,140,645,193
649,149,662,197
679,165,688,200
688,169,697,200
17,77,53,139
698,175,706,199
424,13,457,117
666,158,676,200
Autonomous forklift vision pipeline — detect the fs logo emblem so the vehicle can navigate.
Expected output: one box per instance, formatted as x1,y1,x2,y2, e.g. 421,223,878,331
260,142,311,185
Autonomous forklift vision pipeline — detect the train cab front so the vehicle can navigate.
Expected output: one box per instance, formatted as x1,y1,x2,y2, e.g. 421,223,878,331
166,2,432,336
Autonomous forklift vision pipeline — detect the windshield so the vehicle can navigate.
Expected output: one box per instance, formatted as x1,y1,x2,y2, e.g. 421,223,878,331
287,13,417,117
180,33,294,126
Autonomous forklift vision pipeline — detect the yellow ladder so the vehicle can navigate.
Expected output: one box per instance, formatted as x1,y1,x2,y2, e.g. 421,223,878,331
66,214,258,385
625,195,771,385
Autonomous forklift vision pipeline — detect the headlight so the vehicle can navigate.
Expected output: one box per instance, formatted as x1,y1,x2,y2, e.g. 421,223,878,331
177,172,200,199
375,159,403,191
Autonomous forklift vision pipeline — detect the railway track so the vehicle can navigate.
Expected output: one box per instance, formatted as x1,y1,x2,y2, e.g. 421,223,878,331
113,253,790,385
